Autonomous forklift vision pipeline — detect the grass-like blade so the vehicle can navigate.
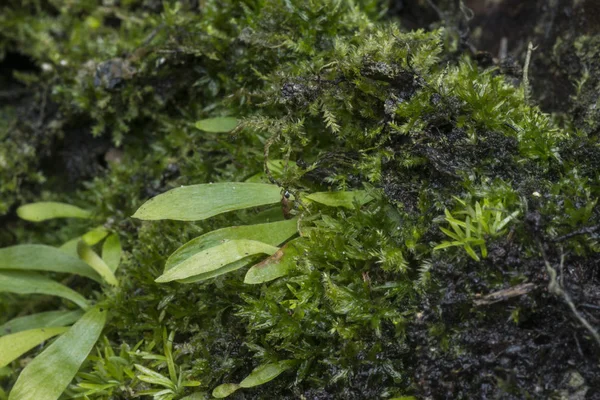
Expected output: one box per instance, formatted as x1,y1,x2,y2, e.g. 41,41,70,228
156,240,278,283
8,306,107,400
0,271,89,309
0,245,101,282
0,327,69,368
132,182,281,221
16,202,91,222
0,310,83,335
166,219,297,271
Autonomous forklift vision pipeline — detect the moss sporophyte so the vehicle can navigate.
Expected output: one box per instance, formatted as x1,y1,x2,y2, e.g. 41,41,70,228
1,0,600,398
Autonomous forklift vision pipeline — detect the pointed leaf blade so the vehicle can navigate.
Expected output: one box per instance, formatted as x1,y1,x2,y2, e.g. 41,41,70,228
0,327,69,368
132,183,281,221
8,306,107,400
16,202,91,222
239,360,296,388
0,310,83,335
102,234,122,273
195,117,238,133
77,242,118,286
156,240,278,283
166,219,298,271
244,239,301,284
0,271,89,309
176,256,260,284
212,383,241,398
0,245,101,282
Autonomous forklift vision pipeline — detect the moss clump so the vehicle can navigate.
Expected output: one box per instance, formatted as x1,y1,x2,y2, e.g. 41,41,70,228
1,1,599,399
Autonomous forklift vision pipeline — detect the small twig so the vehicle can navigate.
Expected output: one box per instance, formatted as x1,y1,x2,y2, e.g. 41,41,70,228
537,240,600,347
473,283,536,306
552,225,600,242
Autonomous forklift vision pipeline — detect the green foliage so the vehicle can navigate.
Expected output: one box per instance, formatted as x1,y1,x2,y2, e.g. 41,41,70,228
195,117,238,133
212,360,297,398
16,202,92,222
8,307,107,400
2,0,600,398
434,197,520,261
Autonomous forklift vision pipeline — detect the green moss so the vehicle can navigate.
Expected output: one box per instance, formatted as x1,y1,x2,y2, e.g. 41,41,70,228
1,0,600,398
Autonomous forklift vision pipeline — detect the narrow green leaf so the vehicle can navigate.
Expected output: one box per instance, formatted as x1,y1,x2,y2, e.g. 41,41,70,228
244,238,301,284
433,241,463,250
0,245,101,282
81,227,109,246
176,256,260,284
132,183,281,221
8,306,107,400
305,190,373,209
0,310,83,335
166,219,298,271
58,238,80,257
59,227,109,258
239,360,296,388
156,240,278,283
16,202,91,222
439,227,461,241
77,242,118,286
0,327,69,368
212,383,240,398
434,242,456,250
195,117,238,132
134,365,176,390
0,271,89,309
102,234,122,273
464,244,481,261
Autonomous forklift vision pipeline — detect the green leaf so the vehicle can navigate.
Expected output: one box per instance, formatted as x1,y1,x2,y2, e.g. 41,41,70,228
464,244,481,261
132,182,281,221
101,234,122,273
59,226,109,258
175,256,260,284
134,364,176,390
0,327,69,368
0,271,89,309
433,241,462,250
305,190,373,208
16,202,91,222
212,383,240,398
0,245,101,282
81,227,109,246
77,242,118,286
8,306,107,400
0,310,83,335
244,238,301,284
239,360,296,388
166,219,298,271
156,240,279,283
194,117,238,132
